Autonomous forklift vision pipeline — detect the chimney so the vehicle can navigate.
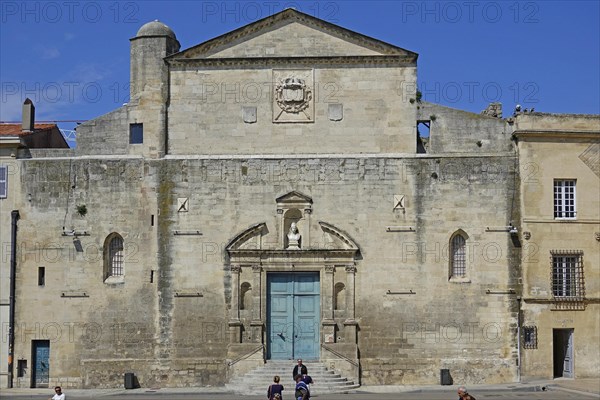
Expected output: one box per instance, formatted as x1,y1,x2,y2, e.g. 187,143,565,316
22,98,35,132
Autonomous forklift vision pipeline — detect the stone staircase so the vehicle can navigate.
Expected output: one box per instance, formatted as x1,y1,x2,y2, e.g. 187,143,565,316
226,360,359,395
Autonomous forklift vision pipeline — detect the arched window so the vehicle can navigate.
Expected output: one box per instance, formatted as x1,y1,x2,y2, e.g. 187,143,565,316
450,232,467,278
104,233,124,280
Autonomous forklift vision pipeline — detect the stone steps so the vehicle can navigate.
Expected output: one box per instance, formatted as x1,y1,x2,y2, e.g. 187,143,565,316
227,361,359,394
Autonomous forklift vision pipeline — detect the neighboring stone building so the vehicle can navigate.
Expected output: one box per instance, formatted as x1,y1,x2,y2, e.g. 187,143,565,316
0,100,69,388
2,9,595,391
512,112,600,380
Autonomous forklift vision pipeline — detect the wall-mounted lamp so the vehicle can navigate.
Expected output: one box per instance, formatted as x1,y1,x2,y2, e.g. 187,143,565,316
27,194,32,202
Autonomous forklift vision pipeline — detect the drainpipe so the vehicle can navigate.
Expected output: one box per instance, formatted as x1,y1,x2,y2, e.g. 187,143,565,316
517,296,522,383
8,210,20,388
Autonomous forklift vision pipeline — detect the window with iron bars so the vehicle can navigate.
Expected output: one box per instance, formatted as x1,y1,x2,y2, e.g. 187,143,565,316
551,251,584,301
108,235,124,276
522,326,537,349
451,234,467,278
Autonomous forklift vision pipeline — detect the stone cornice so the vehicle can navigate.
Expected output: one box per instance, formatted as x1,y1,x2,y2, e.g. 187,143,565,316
513,129,599,140
522,297,600,304
522,218,600,224
228,248,358,264
167,55,416,68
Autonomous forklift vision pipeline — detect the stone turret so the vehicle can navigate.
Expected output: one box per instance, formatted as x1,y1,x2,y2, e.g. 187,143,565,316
128,20,180,158
130,20,180,100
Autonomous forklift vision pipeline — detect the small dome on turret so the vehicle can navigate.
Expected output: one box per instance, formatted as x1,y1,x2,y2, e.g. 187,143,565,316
136,20,176,40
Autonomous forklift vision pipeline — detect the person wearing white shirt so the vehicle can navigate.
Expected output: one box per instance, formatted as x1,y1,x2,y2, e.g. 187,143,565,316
50,386,65,400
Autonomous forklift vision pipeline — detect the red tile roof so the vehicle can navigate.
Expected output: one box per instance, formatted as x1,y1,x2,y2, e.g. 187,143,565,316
0,123,58,136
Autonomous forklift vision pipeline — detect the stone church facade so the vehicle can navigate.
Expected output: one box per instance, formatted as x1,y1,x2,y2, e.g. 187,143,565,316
3,9,597,390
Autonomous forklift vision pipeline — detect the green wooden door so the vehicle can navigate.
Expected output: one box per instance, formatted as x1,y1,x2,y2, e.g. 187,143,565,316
267,273,320,360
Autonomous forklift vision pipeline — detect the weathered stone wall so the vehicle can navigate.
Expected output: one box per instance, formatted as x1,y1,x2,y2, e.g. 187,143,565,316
27,149,76,158
167,65,416,155
76,107,130,156
417,102,511,154
12,153,518,388
12,157,158,388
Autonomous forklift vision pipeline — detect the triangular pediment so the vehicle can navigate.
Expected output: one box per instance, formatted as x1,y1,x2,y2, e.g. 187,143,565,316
275,190,313,205
168,9,417,61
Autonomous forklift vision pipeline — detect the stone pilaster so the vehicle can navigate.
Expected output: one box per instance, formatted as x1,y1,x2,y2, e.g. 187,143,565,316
229,265,242,343
250,265,263,342
344,265,358,343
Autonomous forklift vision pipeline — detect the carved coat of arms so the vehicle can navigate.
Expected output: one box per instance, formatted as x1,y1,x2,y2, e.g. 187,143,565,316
275,77,312,115
272,70,314,123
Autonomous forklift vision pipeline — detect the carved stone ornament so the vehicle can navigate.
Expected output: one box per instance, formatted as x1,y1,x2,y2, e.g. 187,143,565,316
595,232,600,241
523,231,531,240
345,265,357,273
272,69,314,123
276,77,312,114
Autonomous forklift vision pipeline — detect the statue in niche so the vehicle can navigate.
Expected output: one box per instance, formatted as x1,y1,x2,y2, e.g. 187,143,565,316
287,222,301,249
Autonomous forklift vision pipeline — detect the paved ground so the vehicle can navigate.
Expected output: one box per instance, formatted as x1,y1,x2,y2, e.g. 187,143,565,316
1,379,598,400
0,391,596,400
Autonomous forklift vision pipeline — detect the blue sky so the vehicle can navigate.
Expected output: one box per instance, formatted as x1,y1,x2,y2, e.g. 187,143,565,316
1,1,599,145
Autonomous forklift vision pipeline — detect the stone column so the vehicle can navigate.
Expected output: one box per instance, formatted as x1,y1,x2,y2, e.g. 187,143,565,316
322,265,336,343
250,265,263,343
228,265,242,343
343,265,358,344
277,208,284,248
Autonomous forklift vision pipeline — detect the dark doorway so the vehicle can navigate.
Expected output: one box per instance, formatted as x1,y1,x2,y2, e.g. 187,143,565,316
553,329,574,378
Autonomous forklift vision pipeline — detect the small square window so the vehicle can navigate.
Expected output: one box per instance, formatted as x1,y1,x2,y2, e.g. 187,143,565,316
129,123,143,144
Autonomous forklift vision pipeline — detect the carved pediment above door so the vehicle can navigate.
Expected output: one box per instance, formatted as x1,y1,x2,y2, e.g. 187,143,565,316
226,192,360,263
318,221,360,251
226,222,268,251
